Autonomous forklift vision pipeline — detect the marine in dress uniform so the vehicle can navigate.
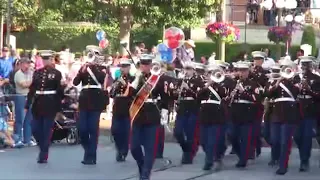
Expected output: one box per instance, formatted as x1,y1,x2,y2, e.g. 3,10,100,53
73,47,109,165
229,61,262,168
173,61,202,164
250,51,269,158
198,65,228,171
263,64,281,147
110,59,134,162
25,53,64,163
152,60,167,159
129,55,170,180
265,57,300,175
293,56,320,172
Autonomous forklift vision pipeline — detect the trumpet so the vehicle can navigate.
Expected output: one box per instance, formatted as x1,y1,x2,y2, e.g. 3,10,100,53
228,80,244,106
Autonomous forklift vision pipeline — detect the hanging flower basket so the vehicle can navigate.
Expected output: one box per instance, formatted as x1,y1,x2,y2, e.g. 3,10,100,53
205,22,240,44
267,26,292,43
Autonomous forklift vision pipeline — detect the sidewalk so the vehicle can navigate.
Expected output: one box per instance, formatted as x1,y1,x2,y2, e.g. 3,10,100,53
7,113,113,136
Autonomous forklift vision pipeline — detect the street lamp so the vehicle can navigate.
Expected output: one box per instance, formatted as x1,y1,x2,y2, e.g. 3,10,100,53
274,0,298,59
284,11,304,55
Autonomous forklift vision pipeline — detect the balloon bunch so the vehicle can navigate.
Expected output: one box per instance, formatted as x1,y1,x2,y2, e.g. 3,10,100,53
96,30,109,49
157,27,185,63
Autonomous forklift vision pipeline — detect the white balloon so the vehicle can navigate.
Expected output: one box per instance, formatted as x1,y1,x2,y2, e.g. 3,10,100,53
285,14,294,22
294,15,304,23
284,0,297,9
276,0,285,8
261,0,273,10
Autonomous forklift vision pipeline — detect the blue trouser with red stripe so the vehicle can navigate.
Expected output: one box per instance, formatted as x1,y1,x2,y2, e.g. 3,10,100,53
251,120,262,157
156,125,165,158
294,118,316,163
130,124,159,179
200,124,226,165
232,123,253,165
31,116,55,160
111,117,130,157
78,111,101,162
270,123,295,170
174,112,199,161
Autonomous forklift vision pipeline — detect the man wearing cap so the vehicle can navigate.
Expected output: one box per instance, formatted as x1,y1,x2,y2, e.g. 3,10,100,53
173,61,202,164
25,53,64,163
293,56,320,172
129,54,172,180
250,51,270,158
198,64,229,171
229,61,262,168
13,57,35,148
73,54,109,165
110,60,134,162
0,46,15,79
265,58,300,175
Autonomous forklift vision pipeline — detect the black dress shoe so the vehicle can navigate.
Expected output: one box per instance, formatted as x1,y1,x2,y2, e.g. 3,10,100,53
299,162,310,172
181,152,192,164
37,159,48,164
156,155,163,159
276,168,287,175
81,160,96,165
202,163,213,171
268,160,278,167
235,162,246,168
116,153,125,162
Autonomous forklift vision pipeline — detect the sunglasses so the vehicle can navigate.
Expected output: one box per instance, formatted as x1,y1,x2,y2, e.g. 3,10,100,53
140,62,151,65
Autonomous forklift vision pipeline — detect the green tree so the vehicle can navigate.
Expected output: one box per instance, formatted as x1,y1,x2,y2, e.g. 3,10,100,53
99,0,220,54
301,25,317,56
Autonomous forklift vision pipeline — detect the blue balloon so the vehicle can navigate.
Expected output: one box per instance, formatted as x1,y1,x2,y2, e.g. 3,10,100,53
96,30,106,41
160,48,173,63
157,43,168,53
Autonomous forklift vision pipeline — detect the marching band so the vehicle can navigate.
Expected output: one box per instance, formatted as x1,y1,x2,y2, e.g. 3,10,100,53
30,45,320,180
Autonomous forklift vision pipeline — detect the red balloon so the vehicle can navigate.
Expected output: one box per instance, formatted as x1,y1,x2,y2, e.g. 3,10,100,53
164,27,185,49
99,39,109,49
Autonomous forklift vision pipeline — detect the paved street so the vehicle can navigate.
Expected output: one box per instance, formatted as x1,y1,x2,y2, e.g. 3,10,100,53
1,137,320,180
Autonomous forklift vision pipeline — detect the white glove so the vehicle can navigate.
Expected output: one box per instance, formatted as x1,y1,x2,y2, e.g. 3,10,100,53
161,109,169,125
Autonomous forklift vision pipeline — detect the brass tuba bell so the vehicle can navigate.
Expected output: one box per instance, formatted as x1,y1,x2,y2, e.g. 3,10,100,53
210,68,225,83
151,63,162,75
280,66,295,79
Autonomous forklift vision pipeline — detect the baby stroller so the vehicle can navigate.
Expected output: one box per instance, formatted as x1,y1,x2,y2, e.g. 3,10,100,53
51,87,80,145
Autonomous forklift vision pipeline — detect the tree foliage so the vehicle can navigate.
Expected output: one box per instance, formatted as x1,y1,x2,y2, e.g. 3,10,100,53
101,0,220,28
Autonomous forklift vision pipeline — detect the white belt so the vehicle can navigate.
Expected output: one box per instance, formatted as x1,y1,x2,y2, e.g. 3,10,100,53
274,97,296,102
297,95,312,99
82,85,101,89
201,100,220,105
145,99,157,103
35,90,57,95
180,97,194,100
234,99,253,104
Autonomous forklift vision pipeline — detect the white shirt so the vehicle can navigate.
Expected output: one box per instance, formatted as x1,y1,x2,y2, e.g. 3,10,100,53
262,57,276,70
14,69,33,95
55,64,68,81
